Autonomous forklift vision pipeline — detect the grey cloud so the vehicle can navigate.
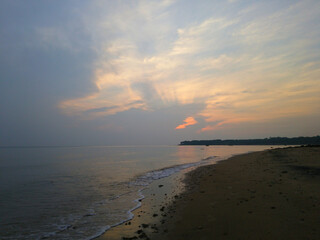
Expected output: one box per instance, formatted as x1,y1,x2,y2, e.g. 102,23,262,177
84,106,118,113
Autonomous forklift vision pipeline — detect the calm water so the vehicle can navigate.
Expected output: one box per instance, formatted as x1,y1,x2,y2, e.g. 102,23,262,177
0,145,278,239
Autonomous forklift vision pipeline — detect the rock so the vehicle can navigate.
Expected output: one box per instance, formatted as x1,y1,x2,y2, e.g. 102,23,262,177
138,231,148,239
141,223,149,228
122,237,138,240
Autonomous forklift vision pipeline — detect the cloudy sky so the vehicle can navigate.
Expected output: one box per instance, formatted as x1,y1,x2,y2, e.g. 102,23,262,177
1,0,320,146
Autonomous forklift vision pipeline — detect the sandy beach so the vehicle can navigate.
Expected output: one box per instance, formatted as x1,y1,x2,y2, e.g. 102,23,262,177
100,146,320,240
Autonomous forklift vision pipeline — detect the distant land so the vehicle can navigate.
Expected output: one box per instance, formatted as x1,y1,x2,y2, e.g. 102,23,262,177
179,136,320,146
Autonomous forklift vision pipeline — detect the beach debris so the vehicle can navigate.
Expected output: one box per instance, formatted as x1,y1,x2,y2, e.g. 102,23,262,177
139,232,149,239
141,223,149,228
151,224,159,233
122,237,138,240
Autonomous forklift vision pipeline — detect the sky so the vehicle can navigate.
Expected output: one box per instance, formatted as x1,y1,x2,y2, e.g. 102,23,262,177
1,0,320,146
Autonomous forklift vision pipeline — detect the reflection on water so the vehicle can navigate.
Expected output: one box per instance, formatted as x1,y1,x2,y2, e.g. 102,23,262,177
0,145,279,239
176,145,199,163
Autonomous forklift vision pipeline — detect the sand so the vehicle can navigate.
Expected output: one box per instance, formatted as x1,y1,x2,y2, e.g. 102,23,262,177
96,169,188,240
99,146,320,240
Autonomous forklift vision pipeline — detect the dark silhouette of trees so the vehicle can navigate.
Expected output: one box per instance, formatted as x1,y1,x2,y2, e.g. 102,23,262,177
179,136,320,146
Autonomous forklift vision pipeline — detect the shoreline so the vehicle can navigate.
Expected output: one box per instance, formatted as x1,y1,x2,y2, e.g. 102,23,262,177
96,168,189,240
100,145,320,239
158,145,320,239
95,147,262,239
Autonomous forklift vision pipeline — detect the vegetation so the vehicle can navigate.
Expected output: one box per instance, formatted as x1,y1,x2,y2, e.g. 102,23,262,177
179,136,320,146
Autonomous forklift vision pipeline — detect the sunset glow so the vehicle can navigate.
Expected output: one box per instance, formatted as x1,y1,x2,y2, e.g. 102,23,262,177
58,0,320,139
1,0,320,145
176,117,198,130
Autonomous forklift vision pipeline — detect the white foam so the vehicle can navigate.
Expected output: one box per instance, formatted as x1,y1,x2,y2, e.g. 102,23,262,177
132,157,216,186
87,190,145,240
23,157,217,240
88,157,217,239
86,226,111,240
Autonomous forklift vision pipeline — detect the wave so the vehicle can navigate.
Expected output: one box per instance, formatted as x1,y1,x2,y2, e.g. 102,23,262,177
88,155,218,239
10,156,217,240
131,159,213,186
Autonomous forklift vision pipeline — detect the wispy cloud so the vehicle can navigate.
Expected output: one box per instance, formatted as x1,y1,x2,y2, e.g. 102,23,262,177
58,0,320,134
175,117,198,129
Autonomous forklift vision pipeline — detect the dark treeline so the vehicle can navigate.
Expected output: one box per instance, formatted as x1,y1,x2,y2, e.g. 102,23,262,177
179,136,320,146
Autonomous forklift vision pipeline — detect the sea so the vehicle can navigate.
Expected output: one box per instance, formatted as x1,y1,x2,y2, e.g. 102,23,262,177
0,145,279,240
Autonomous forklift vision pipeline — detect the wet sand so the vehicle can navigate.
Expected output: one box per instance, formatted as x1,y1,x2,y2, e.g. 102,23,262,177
99,146,320,239
96,170,188,240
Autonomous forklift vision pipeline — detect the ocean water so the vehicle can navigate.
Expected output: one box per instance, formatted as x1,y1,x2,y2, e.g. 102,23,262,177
0,145,277,240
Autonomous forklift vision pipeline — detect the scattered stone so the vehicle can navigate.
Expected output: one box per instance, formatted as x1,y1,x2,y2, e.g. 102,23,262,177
138,232,148,239
141,223,149,228
122,237,138,240
151,225,158,230
158,184,164,188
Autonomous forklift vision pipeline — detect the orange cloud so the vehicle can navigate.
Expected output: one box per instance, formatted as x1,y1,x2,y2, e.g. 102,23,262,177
58,2,320,134
175,117,198,129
